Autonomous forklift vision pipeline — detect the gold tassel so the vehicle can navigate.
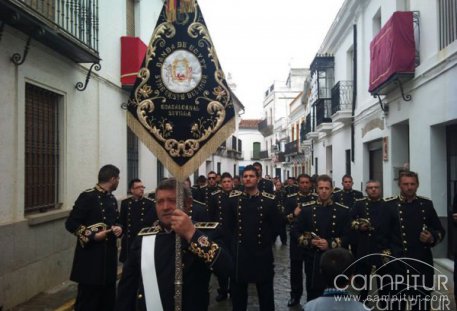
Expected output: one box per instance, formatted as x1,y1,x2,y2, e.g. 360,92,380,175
166,0,177,23
127,112,236,182
179,0,195,14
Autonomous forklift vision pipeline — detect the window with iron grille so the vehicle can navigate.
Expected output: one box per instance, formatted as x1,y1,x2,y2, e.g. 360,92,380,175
127,127,139,186
439,0,457,49
25,83,61,213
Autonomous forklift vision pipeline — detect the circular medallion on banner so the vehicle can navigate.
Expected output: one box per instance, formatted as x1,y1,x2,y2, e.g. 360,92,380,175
161,50,202,93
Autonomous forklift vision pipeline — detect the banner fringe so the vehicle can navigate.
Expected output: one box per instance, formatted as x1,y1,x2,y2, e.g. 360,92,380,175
127,113,236,182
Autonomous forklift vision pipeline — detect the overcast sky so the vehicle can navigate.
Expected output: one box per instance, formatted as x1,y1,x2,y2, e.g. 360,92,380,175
197,0,345,118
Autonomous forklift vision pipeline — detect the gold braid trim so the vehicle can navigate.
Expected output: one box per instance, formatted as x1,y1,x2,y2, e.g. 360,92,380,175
189,241,220,264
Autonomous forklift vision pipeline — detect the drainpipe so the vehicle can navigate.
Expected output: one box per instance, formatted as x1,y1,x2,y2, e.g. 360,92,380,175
351,24,357,162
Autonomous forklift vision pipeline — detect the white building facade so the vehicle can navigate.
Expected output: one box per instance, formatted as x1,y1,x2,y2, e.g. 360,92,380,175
301,0,456,259
0,0,242,308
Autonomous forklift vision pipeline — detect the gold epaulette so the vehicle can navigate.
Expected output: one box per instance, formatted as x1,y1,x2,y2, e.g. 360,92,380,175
84,187,95,193
417,195,432,201
194,222,219,229
335,202,349,209
287,193,297,198
193,199,206,206
301,201,316,207
138,225,161,236
384,196,398,202
261,192,275,199
229,190,243,198
211,189,222,196
355,197,367,202
333,189,342,193
144,197,155,203
200,185,208,189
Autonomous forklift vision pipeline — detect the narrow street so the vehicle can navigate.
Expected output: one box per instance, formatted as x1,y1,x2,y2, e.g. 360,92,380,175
208,239,304,311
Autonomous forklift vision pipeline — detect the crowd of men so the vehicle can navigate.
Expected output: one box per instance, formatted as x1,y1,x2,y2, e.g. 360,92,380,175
65,162,448,311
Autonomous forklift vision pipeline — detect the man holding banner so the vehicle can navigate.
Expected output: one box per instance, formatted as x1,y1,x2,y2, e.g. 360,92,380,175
115,178,232,311
123,0,237,309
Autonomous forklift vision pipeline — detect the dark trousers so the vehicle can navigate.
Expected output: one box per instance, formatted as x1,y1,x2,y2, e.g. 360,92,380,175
290,258,305,299
217,274,230,294
231,279,275,311
75,283,116,311
304,256,325,302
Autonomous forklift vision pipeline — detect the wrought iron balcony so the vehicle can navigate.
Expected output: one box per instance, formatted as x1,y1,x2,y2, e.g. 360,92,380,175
331,81,353,124
284,140,299,156
258,118,273,137
277,152,285,162
315,98,332,126
259,150,269,160
0,0,100,63
331,81,353,114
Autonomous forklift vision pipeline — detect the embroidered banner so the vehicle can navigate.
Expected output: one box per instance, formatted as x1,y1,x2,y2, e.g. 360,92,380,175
127,0,235,181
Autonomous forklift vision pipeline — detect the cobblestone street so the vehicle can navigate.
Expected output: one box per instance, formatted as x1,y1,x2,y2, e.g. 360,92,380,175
208,239,304,311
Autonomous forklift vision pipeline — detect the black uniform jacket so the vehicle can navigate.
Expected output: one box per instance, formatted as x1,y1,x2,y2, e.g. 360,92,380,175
293,200,350,289
258,178,274,194
65,185,120,285
119,196,157,263
284,192,318,260
224,190,281,282
350,197,396,268
115,223,232,311
386,195,445,288
332,189,364,208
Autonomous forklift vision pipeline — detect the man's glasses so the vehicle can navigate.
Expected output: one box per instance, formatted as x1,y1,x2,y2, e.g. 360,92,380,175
133,186,145,190
208,176,216,180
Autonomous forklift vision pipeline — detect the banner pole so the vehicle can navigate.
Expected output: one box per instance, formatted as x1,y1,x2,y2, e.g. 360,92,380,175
174,181,184,311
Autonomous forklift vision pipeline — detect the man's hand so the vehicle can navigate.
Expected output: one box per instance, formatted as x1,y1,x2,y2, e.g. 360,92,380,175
419,230,434,244
94,228,112,241
359,223,369,232
311,237,329,251
111,225,123,237
293,206,301,217
171,209,196,242
452,213,457,223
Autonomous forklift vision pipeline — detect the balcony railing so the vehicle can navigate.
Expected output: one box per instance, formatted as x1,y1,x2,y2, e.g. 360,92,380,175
315,98,332,126
258,118,273,137
0,0,100,62
284,140,299,156
331,81,353,115
259,150,269,159
277,152,285,162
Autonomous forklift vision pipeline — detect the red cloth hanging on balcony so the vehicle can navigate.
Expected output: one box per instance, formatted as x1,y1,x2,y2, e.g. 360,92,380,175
120,36,147,87
369,11,415,93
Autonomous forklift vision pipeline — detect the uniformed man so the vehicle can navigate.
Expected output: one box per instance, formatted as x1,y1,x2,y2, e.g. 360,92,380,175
350,180,395,302
208,172,233,302
332,175,363,208
293,174,350,302
65,164,123,311
119,179,157,263
284,174,318,307
284,176,299,195
115,178,232,311
224,165,281,310
385,171,445,311
253,162,274,194
194,171,220,210
233,175,243,191
274,179,288,246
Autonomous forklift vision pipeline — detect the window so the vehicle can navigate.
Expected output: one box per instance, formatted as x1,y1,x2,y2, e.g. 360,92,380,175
439,0,457,49
127,127,139,185
157,159,164,181
238,138,242,152
373,8,382,37
231,135,237,150
345,149,351,176
217,162,221,174
253,142,260,160
25,83,61,213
